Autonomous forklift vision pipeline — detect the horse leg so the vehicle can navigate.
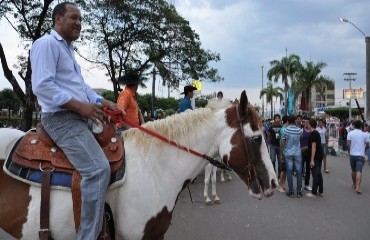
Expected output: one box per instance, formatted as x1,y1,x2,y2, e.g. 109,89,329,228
220,169,226,182
226,170,233,181
220,169,225,182
211,166,221,204
203,163,213,205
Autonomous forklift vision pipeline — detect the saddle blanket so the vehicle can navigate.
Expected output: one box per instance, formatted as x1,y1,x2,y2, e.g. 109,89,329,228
4,138,126,190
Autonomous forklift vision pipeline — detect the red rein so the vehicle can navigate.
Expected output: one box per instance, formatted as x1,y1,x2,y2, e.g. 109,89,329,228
102,107,232,171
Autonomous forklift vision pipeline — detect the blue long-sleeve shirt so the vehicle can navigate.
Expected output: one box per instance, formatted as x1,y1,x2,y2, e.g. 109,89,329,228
31,30,100,113
178,96,193,112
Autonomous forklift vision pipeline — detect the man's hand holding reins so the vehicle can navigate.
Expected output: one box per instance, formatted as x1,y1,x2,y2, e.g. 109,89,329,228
62,98,126,125
101,98,126,119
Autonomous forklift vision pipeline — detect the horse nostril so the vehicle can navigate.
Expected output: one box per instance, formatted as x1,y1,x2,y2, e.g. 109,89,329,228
271,179,278,189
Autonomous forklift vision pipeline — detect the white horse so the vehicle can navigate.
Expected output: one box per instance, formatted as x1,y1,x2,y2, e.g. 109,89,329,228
203,162,233,205
0,91,277,240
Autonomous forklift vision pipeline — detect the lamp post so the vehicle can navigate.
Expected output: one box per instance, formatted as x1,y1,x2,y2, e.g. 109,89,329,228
340,17,370,121
344,72,357,121
261,65,264,118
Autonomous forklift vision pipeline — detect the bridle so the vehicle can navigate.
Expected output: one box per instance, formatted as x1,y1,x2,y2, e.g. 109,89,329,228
231,103,261,189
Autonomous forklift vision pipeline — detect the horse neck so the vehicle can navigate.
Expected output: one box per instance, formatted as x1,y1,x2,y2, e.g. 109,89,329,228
124,110,225,187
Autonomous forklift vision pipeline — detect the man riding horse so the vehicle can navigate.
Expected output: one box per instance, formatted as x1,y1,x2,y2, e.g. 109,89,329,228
30,2,125,239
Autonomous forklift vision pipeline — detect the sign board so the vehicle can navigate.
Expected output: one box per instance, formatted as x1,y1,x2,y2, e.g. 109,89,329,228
343,88,364,99
326,117,340,152
192,80,202,92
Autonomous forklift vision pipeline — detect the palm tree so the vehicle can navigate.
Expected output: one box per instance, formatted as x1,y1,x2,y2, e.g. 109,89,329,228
294,61,334,117
267,54,302,115
260,81,284,119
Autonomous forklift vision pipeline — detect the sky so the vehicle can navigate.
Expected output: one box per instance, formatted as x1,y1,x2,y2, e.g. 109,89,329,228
1,0,370,111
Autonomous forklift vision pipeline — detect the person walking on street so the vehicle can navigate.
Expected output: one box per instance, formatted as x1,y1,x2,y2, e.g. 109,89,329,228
267,114,283,174
317,119,329,173
306,119,324,198
278,115,288,192
281,115,303,198
301,118,312,191
30,2,125,239
347,120,369,194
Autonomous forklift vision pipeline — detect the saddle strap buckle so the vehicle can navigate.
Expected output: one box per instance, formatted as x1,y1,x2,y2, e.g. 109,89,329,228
39,228,50,239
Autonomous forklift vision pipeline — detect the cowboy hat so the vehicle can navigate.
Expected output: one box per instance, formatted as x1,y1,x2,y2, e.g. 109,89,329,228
181,85,197,94
118,72,141,85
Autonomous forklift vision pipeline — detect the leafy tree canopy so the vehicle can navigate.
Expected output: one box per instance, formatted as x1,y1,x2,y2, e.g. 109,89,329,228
0,0,222,130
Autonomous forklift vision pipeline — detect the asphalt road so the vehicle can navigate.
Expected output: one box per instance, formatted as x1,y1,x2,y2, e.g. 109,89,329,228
1,154,370,240
165,154,370,240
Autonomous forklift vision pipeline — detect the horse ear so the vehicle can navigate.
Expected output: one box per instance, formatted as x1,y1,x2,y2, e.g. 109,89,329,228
239,90,249,114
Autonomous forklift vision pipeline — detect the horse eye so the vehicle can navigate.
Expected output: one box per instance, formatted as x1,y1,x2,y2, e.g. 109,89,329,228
249,135,262,146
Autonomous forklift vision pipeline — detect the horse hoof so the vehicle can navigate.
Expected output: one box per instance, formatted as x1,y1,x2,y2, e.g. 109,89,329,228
214,199,222,204
206,200,213,206
220,178,225,182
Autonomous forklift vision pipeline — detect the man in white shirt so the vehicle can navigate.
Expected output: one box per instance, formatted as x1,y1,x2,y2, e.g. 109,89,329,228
31,2,124,239
347,120,369,194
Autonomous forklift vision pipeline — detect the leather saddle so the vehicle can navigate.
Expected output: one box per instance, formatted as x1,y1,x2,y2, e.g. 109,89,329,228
12,123,124,173
11,122,124,238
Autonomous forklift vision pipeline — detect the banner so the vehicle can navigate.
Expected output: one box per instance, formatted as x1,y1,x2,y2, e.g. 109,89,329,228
343,88,364,99
192,80,202,92
288,89,294,115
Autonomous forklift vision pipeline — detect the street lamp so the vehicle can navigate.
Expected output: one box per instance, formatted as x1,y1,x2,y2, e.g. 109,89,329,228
340,17,370,121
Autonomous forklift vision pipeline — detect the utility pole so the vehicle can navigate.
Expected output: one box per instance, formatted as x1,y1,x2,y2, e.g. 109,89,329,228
340,17,370,121
151,68,156,116
344,72,357,121
261,65,264,118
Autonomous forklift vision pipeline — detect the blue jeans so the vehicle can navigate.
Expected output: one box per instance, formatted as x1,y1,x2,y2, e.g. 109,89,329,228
269,145,281,175
285,154,302,193
42,111,110,240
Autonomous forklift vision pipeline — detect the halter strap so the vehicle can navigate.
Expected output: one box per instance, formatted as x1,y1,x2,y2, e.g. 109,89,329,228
233,104,256,189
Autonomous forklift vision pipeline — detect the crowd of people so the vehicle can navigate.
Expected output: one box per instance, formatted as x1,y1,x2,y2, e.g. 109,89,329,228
263,114,369,198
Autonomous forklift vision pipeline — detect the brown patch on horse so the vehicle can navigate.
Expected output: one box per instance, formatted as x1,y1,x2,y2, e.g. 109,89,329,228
223,91,267,193
142,206,172,240
0,161,30,239
225,92,261,132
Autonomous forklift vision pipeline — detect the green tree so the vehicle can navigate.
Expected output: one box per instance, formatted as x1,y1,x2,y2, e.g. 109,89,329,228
267,54,301,115
260,81,284,119
325,107,361,121
81,0,223,100
294,61,334,117
0,88,22,118
137,93,155,114
157,97,179,112
101,90,116,102
0,0,223,130
0,0,54,130
195,98,208,108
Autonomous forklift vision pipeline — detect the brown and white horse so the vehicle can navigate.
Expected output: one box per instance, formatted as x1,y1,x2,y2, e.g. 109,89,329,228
0,91,277,240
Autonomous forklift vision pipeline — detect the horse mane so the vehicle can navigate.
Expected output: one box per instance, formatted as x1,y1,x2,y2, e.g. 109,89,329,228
122,101,230,154
205,99,232,110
